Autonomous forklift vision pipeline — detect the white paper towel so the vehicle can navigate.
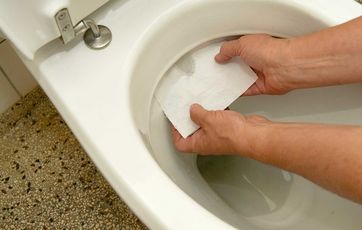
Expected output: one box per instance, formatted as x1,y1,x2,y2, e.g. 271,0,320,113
155,42,257,138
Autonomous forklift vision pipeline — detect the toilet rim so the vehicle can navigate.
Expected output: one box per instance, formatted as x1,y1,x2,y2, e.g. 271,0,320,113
123,0,362,228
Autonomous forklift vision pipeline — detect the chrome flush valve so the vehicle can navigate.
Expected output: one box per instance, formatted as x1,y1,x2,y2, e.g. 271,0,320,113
55,8,112,50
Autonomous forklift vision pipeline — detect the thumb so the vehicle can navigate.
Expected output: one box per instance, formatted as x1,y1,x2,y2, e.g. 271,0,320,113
215,39,243,63
190,104,208,126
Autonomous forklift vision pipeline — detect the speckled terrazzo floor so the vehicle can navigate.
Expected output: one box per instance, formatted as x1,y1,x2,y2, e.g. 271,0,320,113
0,87,147,229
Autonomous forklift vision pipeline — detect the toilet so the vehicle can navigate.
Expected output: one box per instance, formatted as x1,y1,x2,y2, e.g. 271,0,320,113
1,0,362,229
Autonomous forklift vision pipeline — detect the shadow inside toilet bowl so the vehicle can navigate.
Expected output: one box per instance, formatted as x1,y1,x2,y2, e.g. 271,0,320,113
197,155,294,217
196,82,362,224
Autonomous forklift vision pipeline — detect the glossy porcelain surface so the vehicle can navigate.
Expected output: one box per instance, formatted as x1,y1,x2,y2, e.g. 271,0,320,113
11,0,362,229
0,0,109,59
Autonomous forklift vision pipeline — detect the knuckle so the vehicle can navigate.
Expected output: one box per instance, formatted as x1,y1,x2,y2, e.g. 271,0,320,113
203,116,212,125
220,43,229,54
205,111,217,123
175,143,189,153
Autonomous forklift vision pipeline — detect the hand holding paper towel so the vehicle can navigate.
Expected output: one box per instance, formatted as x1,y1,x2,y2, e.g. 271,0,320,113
155,42,257,138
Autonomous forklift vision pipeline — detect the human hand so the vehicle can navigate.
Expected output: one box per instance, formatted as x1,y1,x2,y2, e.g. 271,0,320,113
215,34,293,95
172,104,270,155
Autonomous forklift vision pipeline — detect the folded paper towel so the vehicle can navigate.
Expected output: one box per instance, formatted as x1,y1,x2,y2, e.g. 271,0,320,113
155,42,257,138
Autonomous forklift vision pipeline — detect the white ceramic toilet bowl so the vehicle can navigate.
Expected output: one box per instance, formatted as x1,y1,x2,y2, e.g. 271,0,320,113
12,0,362,229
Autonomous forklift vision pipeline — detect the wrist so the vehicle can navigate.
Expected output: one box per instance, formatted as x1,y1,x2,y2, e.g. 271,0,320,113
248,124,271,161
261,37,300,93
271,38,303,92
234,117,276,160
274,37,317,91
275,35,344,90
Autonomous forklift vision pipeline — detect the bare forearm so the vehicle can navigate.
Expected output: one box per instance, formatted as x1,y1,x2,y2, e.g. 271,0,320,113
245,123,362,203
282,16,362,90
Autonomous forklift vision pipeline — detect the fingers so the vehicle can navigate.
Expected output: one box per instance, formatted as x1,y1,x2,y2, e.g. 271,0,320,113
190,104,208,126
171,126,193,152
171,126,182,141
171,126,197,153
172,104,209,153
243,84,262,96
215,39,243,63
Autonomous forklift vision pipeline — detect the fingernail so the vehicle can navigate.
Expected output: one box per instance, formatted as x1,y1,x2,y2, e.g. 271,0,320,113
190,104,199,110
214,54,222,62
215,54,229,64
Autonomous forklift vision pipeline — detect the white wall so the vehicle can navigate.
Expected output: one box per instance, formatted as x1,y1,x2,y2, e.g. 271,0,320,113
0,66,19,113
0,38,38,113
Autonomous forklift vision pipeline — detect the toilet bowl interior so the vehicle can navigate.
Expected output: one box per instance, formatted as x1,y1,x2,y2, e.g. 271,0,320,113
149,83,362,229
128,0,362,229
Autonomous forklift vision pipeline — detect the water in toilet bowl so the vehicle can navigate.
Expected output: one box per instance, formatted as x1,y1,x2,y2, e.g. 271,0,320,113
197,156,295,217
